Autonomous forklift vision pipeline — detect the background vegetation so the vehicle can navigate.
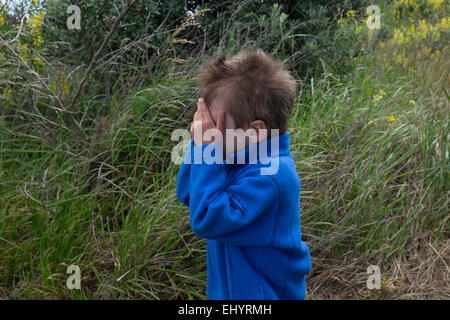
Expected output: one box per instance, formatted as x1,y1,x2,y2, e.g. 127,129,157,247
0,0,448,299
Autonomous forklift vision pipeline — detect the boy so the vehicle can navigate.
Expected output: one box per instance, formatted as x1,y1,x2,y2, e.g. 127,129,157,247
176,48,311,300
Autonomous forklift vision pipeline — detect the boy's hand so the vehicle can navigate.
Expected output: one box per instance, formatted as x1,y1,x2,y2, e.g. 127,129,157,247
190,98,226,146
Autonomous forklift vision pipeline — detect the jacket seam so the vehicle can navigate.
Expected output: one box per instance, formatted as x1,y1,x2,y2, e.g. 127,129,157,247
267,174,281,247
282,182,299,298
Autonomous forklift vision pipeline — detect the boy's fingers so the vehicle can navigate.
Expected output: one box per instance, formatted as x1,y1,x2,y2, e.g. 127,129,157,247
216,110,226,134
198,98,206,119
194,97,204,120
199,98,214,122
194,100,202,121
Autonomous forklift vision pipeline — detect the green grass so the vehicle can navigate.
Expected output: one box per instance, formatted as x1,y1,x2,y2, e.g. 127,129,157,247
0,1,448,299
293,61,448,255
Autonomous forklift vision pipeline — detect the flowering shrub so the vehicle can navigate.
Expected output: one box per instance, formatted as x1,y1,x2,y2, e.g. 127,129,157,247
16,5,46,66
0,6,6,26
388,0,449,69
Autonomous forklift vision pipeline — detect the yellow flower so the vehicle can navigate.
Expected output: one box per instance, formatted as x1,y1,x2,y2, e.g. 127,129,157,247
346,10,355,18
63,83,69,97
5,89,13,105
409,100,415,106
373,94,383,102
27,10,45,47
388,115,396,122
32,56,42,66
429,0,442,9
373,89,387,102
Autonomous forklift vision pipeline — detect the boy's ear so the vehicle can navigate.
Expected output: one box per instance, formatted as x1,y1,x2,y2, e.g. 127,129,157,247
248,120,267,142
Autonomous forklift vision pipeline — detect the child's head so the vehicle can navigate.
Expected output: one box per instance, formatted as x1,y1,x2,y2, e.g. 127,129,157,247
197,47,296,148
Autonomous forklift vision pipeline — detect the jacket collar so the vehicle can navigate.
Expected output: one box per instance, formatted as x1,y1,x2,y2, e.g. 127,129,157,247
224,131,291,166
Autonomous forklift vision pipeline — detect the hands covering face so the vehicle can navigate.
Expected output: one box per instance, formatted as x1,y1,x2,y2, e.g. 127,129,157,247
190,98,226,147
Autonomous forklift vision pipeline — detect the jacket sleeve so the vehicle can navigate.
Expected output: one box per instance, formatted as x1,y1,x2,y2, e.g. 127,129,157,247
187,143,279,246
176,139,194,207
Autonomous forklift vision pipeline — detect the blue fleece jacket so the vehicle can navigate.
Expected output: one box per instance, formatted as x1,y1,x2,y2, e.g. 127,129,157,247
176,131,311,300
